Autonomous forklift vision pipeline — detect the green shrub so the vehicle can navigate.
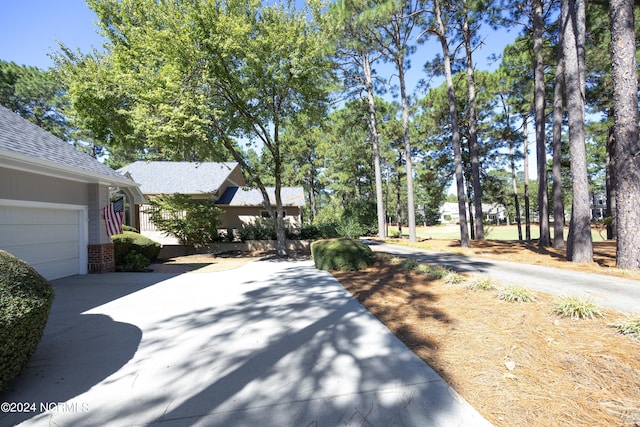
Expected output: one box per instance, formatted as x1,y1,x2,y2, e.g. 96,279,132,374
300,224,320,240
416,263,450,280
610,313,640,339
311,238,374,272
238,220,277,241
497,285,537,303
551,296,604,320
146,194,222,246
122,224,139,233
336,217,364,239
0,250,55,391
467,274,496,291
443,270,465,285
301,224,339,240
112,231,161,270
401,259,419,271
305,221,339,240
122,251,151,272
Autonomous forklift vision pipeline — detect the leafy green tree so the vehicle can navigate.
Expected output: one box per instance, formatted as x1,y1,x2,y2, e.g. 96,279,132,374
279,114,326,223
319,100,375,212
147,194,222,247
355,0,420,242
487,66,526,239
420,0,470,247
58,0,334,256
329,0,388,238
0,60,69,140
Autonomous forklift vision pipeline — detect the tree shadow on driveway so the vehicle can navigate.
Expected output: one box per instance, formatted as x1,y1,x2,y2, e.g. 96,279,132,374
0,273,178,426
1,264,488,426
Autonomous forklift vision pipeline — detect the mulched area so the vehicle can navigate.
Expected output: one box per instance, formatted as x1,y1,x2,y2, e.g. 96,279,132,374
333,255,640,426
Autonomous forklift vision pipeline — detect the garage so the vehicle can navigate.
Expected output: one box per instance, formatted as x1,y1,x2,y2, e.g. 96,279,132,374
1,105,144,277
0,201,88,280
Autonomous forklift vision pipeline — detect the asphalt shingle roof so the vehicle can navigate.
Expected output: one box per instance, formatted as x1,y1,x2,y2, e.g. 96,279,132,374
0,105,132,183
217,186,304,207
118,161,240,195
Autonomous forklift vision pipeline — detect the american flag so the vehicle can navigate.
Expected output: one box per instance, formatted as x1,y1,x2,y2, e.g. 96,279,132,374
104,198,125,237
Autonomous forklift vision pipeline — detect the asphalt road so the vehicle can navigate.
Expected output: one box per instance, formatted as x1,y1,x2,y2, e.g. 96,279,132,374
368,242,640,315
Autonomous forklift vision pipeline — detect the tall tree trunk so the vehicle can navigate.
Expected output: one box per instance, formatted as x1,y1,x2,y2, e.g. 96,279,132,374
605,113,617,240
363,53,386,239
435,0,469,247
562,0,593,263
523,116,531,241
467,180,475,240
396,153,404,237
552,29,566,249
610,0,640,269
272,143,288,257
532,0,551,247
398,64,417,242
463,4,484,240
510,143,523,241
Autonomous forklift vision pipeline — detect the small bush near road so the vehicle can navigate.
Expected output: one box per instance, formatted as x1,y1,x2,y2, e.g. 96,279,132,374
0,250,54,391
497,285,537,303
311,238,373,272
112,231,161,271
401,259,419,271
416,263,451,280
610,313,640,339
467,274,496,291
551,296,604,320
443,270,465,285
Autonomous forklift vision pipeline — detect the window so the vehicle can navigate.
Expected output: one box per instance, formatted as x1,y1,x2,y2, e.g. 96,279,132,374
260,210,287,218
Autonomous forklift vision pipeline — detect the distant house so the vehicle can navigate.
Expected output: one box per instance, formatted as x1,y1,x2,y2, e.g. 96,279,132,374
439,202,507,224
118,161,304,244
590,190,607,220
0,106,144,279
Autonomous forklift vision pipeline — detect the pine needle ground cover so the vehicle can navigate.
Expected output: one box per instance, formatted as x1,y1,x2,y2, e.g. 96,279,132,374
333,254,640,426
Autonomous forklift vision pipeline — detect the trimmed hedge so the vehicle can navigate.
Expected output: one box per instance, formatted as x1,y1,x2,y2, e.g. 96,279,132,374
0,250,55,391
311,238,374,272
112,231,161,271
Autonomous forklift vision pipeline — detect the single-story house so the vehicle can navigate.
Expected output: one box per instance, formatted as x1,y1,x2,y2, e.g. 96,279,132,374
117,161,304,244
439,202,507,224
0,106,144,280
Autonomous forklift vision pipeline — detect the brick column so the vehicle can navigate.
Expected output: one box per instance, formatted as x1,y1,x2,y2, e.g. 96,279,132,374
88,243,115,273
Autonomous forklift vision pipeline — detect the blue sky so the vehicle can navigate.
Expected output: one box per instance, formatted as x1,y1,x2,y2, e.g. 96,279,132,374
0,1,518,73
0,0,103,69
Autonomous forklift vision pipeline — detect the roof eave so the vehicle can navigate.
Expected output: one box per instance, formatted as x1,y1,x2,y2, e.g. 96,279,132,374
0,148,141,189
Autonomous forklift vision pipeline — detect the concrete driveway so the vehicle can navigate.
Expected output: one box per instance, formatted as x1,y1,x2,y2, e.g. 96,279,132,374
1,259,490,427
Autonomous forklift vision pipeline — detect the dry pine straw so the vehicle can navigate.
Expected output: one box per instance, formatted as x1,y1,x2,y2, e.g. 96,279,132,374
332,256,640,427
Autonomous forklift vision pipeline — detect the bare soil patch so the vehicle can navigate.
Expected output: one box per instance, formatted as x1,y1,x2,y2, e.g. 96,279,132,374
333,254,640,426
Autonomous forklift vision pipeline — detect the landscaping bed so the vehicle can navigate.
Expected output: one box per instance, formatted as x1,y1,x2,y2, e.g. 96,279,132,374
332,253,640,426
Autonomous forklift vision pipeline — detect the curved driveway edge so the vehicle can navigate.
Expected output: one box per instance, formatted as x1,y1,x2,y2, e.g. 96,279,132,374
370,242,640,314
1,260,491,427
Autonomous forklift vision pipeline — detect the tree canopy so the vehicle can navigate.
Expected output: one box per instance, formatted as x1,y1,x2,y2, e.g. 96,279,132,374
8,0,638,268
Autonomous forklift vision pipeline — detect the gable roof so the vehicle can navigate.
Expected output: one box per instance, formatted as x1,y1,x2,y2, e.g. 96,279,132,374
118,161,241,195
0,105,137,188
217,186,304,207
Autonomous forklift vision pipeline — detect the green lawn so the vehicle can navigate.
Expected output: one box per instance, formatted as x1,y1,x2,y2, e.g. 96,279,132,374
413,224,607,242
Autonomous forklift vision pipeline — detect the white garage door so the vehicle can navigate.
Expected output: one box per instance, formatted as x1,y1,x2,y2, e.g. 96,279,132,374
0,201,87,280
